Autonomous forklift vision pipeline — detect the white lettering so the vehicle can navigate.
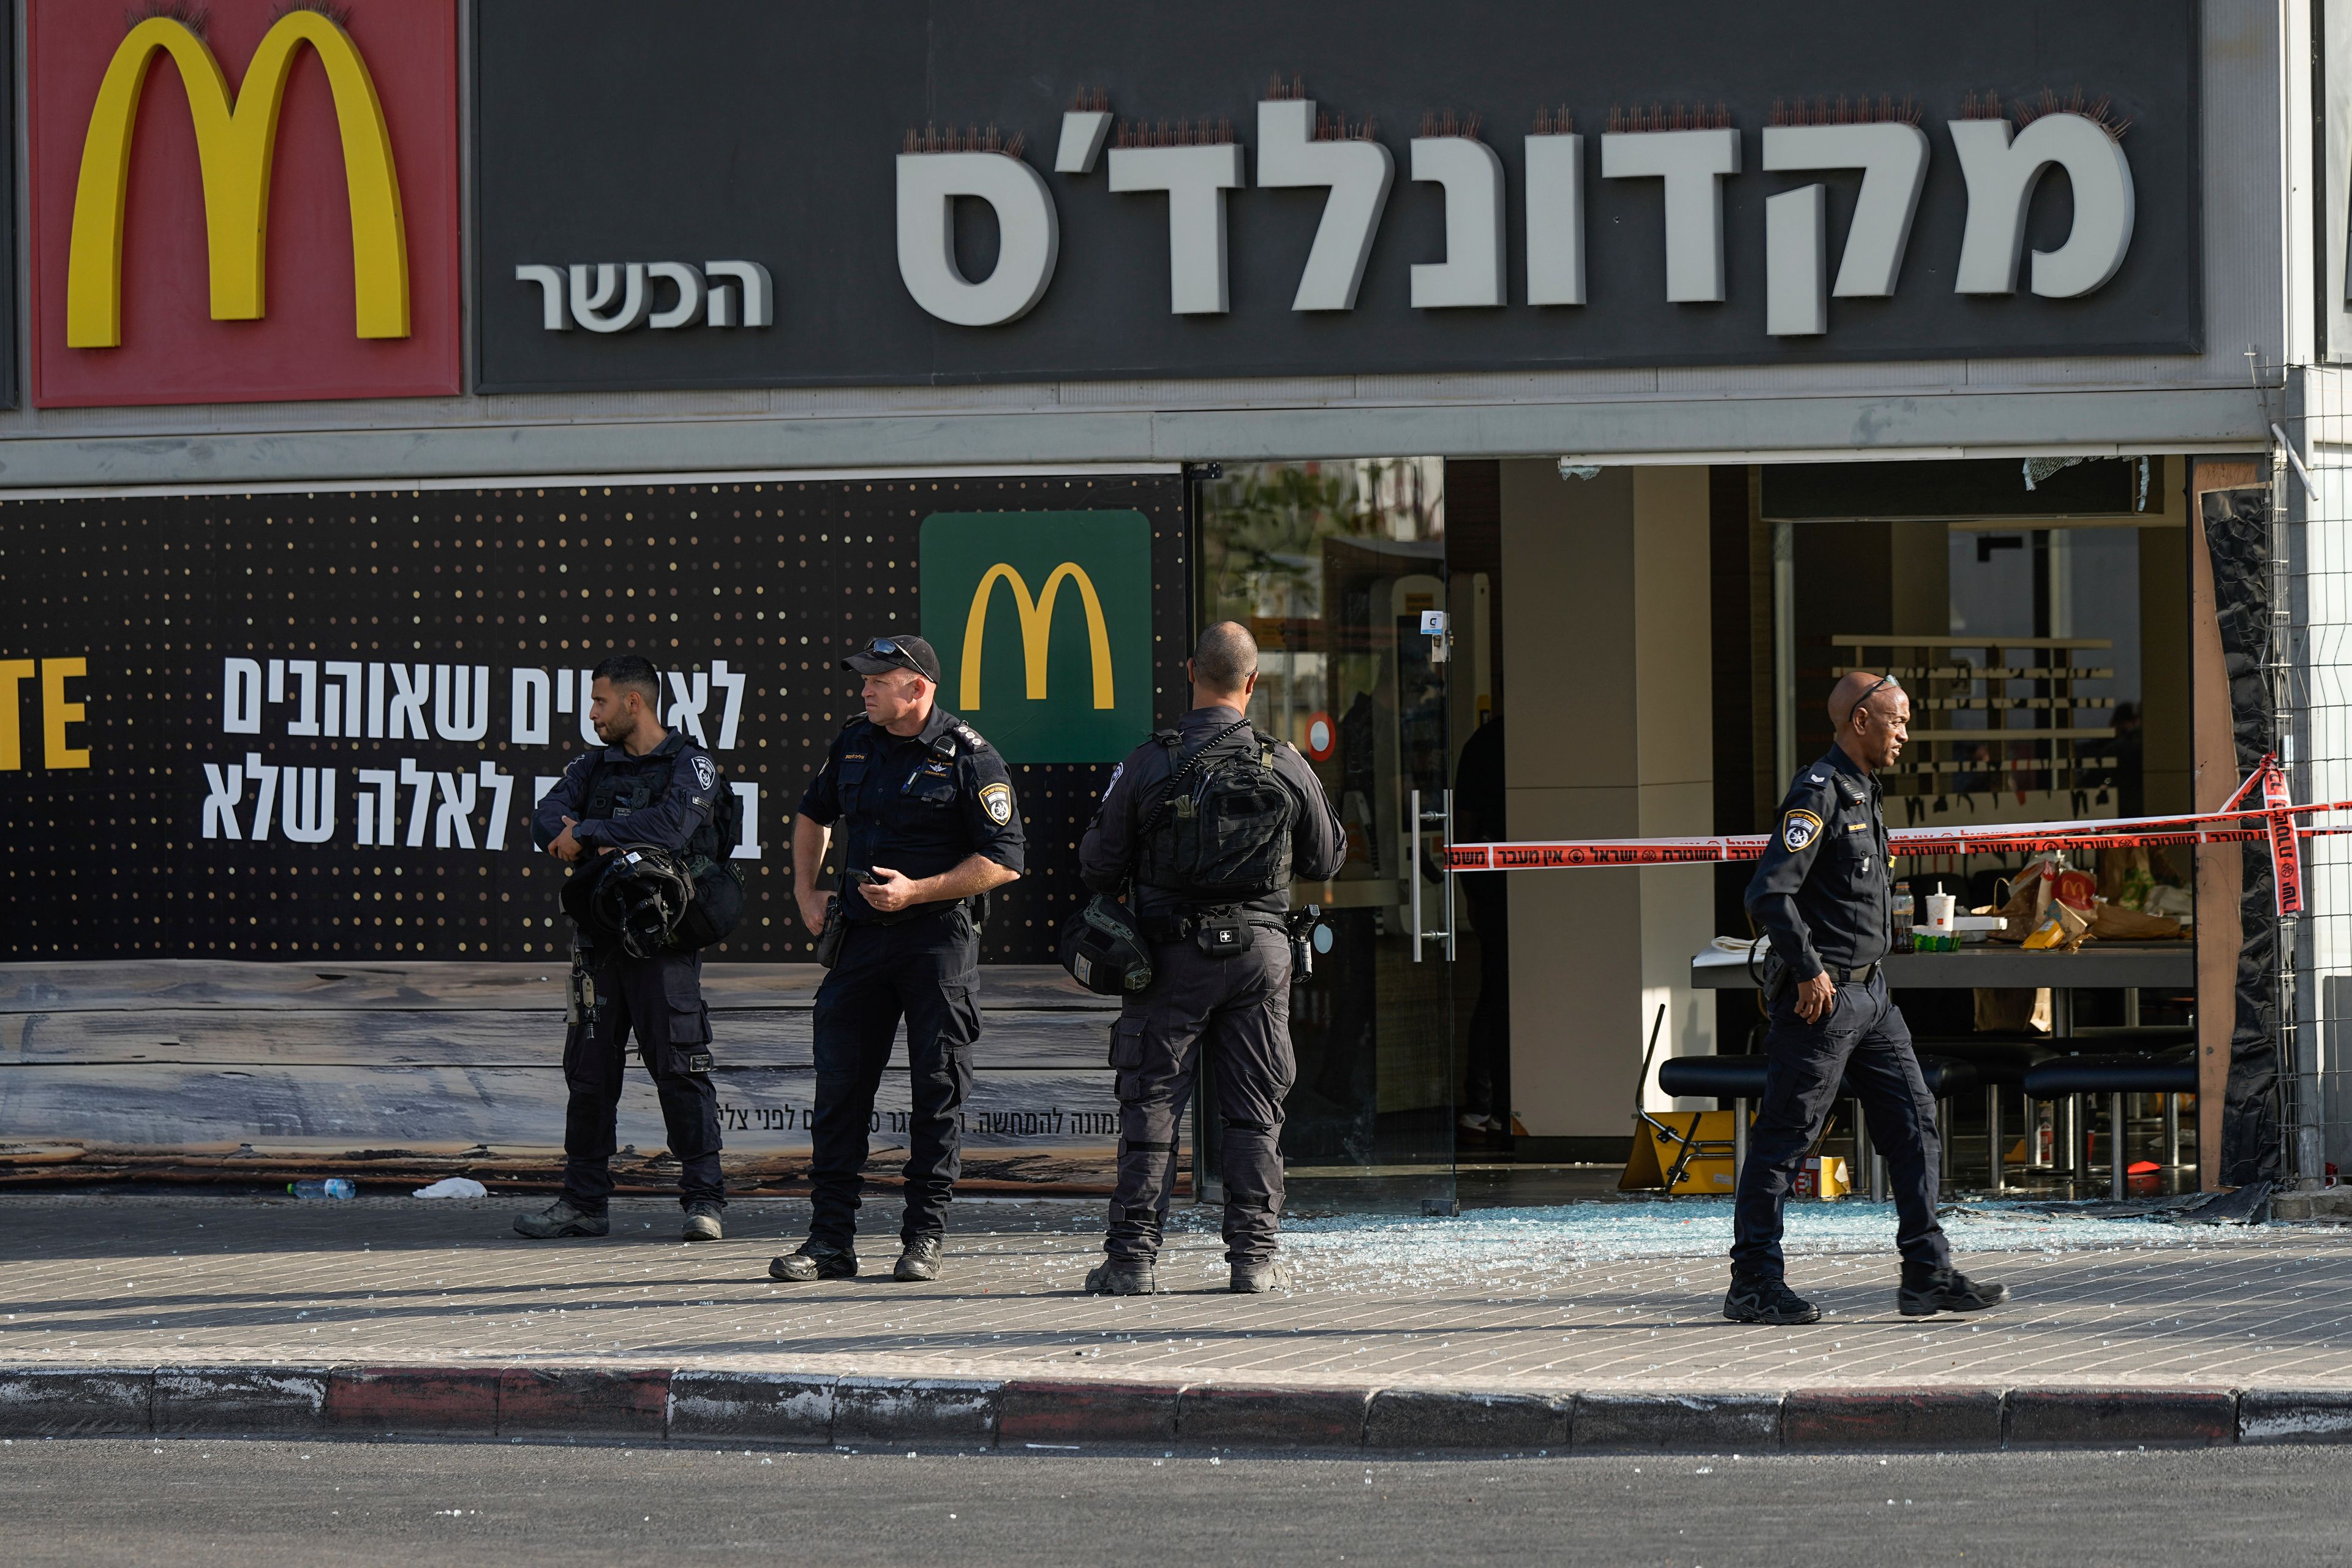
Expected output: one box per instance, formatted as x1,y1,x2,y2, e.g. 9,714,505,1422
511,668,551,747
282,767,336,843
433,664,489,742
222,658,263,736
894,153,1060,326
1257,98,1393,311
1600,127,1741,303
1107,142,1246,315
1409,135,1505,309
202,762,245,839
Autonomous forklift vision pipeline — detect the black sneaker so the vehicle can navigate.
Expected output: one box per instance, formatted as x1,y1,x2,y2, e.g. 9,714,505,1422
1898,1268,2008,1317
1229,1259,1294,1294
769,1242,858,1281
1722,1273,1821,1325
512,1199,609,1239
894,1235,944,1282
1084,1257,1159,1295
682,1200,723,1243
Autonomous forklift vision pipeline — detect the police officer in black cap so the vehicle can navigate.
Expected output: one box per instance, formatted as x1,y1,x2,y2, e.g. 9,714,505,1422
771,634,1025,1284
516,654,730,1243
1077,622,1345,1295
1727,670,2008,1324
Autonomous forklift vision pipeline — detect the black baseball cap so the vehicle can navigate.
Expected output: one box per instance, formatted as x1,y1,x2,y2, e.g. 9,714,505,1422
842,634,941,683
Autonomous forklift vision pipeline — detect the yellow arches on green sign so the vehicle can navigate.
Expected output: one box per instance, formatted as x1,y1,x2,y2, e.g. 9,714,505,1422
958,562,1116,711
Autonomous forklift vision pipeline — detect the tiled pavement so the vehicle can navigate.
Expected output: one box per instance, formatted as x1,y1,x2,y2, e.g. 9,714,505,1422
4,1195,2350,1392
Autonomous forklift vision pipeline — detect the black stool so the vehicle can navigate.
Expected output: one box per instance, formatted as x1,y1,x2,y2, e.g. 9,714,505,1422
2022,1053,2199,1199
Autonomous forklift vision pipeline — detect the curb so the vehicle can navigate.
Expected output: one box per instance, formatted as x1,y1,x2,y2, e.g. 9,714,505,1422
0,1366,2334,1454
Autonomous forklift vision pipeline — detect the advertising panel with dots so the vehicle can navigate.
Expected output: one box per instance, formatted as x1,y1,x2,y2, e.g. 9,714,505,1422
0,472,1191,964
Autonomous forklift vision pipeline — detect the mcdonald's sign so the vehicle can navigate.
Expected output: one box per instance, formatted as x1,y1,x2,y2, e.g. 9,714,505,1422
920,511,1154,764
28,0,459,408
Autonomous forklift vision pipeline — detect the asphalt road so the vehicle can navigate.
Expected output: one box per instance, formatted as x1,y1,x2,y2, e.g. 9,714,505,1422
3,1438,2343,1567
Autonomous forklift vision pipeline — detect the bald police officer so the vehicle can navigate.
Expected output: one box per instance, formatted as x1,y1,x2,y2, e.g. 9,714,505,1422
772,635,1024,1285
516,654,729,1244
1727,671,2007,1324
1077,623,1346,1295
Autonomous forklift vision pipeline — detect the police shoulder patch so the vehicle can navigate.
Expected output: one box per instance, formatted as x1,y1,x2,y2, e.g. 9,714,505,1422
692,754,717,791
1782,809,1824,853
979,781,1014,825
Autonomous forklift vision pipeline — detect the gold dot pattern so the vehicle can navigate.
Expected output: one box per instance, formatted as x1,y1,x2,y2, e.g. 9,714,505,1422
0,475,1191,963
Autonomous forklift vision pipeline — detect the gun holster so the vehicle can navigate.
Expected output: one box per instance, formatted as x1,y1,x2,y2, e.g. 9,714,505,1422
815,895,847,968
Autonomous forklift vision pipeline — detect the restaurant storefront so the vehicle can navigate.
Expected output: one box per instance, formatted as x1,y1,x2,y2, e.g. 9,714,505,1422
1,0,2342,1207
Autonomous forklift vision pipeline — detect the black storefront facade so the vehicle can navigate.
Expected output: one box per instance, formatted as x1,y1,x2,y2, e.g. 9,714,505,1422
1,0,2338,1207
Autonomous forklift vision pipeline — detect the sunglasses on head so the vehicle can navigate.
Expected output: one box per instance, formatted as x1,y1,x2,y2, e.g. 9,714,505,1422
1853,673,1901,719
862,637,929,678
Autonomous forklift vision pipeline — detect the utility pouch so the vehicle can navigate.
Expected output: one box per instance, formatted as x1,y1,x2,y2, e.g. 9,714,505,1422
1194,908,1248,959
815,895,846,968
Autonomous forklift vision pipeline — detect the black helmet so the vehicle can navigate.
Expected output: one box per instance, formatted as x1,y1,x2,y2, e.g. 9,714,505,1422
1057,894,1154,997
589,849,697,959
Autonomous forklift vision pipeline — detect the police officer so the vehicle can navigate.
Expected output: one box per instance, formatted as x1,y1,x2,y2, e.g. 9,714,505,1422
772,635,1025,1284
515,654,729,1243
1728,671,2007,1323
1077,622,1346,1295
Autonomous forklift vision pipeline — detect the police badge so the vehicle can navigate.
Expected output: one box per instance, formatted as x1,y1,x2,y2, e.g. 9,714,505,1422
692,755,717,791
980,781,1013,825
1782,809,1823,852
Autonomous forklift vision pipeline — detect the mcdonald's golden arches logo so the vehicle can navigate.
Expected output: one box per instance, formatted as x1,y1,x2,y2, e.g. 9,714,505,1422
66,10,409,348
921,511,1154,764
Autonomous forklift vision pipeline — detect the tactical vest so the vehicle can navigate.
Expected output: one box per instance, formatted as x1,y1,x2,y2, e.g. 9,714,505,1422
1133,723,1295,902
584,754,730,864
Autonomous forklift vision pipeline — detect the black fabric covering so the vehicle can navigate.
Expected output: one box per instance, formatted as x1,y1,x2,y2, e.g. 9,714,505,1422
2202,484,2283,1185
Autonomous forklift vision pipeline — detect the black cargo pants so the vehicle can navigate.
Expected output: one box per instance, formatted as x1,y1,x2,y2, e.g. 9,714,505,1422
561,946,725,1213
1730,968,1951,1280
807,906,982,1250
1107,925,1295,1267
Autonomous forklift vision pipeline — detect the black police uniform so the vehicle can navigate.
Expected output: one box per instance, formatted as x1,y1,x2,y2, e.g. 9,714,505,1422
1732,745,1951,1281
796,704,1025,1250
1078,706,1346,1268
531,732,728,1216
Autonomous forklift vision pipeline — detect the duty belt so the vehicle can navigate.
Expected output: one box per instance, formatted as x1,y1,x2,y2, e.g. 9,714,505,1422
1823,960,1881,986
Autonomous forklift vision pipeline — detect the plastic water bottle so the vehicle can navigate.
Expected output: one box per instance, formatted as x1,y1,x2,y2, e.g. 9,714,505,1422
287,1178,356,1200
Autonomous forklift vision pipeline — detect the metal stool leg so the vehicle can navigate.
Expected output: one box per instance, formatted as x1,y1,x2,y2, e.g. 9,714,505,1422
2165,1093,2182,1172
1987,1085,2005,1194
1733,1098,1749,1184
2059,1096,2079,1179
2108,1090,2127,1200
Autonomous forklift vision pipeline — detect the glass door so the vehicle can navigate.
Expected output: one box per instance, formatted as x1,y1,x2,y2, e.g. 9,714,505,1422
1196,461,1461,1215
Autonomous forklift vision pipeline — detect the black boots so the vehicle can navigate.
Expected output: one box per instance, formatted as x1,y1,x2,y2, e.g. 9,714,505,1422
1898,1267,2009,1317
894,1235,944,1282
512,1199,609,1239
1084,1257,1160,1295
1722,1273,1822,1325
769,1242,858,1281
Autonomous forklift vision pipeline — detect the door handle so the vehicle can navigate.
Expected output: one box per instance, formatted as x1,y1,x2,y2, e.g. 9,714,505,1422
1409,786,1453,960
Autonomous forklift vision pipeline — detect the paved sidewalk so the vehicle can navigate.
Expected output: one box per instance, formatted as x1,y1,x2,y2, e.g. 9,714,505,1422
5,1193,2350,1392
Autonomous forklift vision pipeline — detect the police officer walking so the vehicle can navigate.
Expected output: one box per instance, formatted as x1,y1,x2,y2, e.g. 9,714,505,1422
1727,671,2007,1323
516,654,731,1243
772,635,1025,1284
1077,623,1345,1295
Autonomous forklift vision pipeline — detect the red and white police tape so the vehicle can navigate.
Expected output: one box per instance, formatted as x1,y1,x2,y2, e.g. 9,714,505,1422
1441,757,2332,918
